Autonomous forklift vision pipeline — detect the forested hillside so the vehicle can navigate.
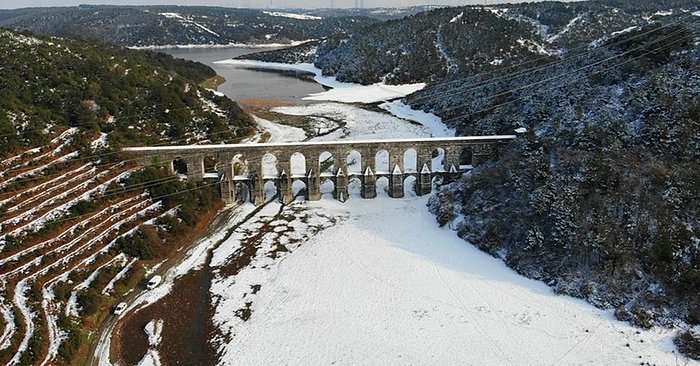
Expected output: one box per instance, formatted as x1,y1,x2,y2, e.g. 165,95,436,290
0,29,253,365
0,28,254,156
425,18,700,328
246,0,700,85
0,5,377,48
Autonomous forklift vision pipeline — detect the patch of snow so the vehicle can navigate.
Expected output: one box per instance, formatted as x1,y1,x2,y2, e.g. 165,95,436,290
450,12,464,23
654,10,673,16
271,103,433,141
90,133,109,150
517,38,561,56
514,127,528,134
547,13,584,43
252,115,306,143
379,100,454,137
144,319,163,346
10,279,34,365
159,12,184,20
263,11,322,20
136,351,162,366
305,83,426,104
611,26,638,37
0,303,15,350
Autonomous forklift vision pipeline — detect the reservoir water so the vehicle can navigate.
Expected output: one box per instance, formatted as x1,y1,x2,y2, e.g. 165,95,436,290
163,47,325,103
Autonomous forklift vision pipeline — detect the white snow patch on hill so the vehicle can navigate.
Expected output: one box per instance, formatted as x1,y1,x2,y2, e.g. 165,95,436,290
215,196,689,366
263,11,322,20
304,83,425,104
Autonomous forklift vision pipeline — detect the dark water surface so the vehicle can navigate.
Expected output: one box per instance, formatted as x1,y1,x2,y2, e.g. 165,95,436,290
164,47,325,103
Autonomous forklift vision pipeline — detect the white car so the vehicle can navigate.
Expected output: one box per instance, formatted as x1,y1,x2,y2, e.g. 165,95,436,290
113,302,127,315
146,275,162,290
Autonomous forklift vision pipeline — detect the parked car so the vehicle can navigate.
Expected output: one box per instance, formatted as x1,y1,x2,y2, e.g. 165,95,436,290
146,275,162,290
113,302,127,315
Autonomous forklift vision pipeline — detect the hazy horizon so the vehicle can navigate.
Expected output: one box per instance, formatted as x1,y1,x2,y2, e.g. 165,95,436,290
0,0,574,10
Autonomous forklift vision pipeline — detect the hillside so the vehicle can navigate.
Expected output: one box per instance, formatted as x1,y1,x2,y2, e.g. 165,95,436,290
0,29,254,365
423,15,700,330
0,5,377,48
243,0,700,356
0,28,254,156
245,0,700,85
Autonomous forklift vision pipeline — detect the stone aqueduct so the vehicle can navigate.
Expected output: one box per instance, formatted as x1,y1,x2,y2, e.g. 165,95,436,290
123,136,516,205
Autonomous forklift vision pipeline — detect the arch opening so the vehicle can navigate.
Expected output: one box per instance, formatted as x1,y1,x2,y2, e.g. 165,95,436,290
292,180,307,200
347,150,362,176
403,176,417,197
460,147,474,168
172,157,188,176
320,178,335,198
375,149,389,174
290,152,306,177
403,148,417,173
235,182,250,203
262,153,278,179
348,177,362,197
376,176,389,197
264,181,277,201
319,151,335,177
203,155,217,174
232,154,247,177
431,148,445,172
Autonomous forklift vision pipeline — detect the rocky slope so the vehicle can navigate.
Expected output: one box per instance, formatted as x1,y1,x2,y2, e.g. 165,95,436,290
0,5,377,48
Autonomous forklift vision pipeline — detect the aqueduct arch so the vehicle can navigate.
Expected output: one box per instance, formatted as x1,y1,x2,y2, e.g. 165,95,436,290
125,136,515,205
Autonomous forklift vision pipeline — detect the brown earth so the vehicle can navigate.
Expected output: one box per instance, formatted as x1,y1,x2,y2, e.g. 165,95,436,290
115,268,216,366
110,200,276,366
237,97,293,110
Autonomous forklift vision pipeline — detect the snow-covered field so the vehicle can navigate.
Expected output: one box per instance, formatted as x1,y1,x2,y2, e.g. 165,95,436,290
213,196,691,366
118,50,694,366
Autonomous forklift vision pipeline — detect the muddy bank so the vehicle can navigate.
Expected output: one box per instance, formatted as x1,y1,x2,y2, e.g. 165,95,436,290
115,268,216,365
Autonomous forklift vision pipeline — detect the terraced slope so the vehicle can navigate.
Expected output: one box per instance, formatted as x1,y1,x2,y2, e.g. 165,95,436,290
0,29,248,365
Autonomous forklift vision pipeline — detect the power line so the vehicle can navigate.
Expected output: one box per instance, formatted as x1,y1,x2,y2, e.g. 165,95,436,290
438,26,698,127
433,24,694,119
409,13,696,105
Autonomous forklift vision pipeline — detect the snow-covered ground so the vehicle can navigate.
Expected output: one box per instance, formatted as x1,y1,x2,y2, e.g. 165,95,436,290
271,102,433,141
214,196,692,366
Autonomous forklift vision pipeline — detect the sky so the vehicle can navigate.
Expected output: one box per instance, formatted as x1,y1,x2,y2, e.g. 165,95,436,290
0,0,566,10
